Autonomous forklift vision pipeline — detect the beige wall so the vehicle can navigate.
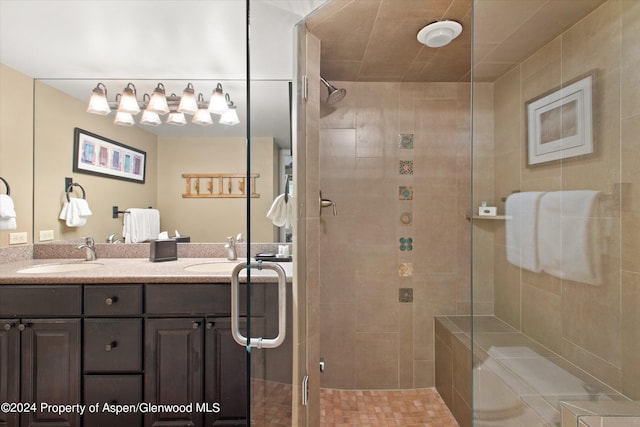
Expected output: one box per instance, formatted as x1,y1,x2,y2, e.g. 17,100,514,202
490,0,640,399
0,64,34,247
157,136,277,242
318,81,476,389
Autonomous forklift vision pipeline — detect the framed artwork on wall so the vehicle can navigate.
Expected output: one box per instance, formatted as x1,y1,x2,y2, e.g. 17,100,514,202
73,127,146,183
526,73,593,166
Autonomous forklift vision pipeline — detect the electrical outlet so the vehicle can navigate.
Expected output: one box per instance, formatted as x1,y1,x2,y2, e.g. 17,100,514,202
9,232,28,245
39,230,55,241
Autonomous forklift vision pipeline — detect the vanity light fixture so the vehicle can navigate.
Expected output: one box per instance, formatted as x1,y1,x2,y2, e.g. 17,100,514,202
208,83,229,115
166,111,187,126
114,111,135,126
219,93,240,126
87,83,111,115
87,81,238,127
192,94,214,126
117,83,141,115
147,83,170,115
178,83,198,115
140,95,162,126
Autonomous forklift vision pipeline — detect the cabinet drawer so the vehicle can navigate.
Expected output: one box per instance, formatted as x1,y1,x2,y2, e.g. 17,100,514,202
84,375,142,427
84,285,142,316
84,319,142,372
0,285,81,316
145,284,234,315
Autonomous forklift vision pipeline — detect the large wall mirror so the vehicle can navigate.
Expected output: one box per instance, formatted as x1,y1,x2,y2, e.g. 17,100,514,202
0,0,315,246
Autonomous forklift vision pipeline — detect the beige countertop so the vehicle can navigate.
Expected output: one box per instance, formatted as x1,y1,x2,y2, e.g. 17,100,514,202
0,257,293,284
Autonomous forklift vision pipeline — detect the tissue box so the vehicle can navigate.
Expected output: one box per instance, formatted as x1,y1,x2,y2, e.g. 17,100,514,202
478,206,497,216
150,239,177,262
174,236,190,243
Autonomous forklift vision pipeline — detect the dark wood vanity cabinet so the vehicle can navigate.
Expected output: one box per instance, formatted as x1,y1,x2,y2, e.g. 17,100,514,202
0,285,82,427
0,283,252,427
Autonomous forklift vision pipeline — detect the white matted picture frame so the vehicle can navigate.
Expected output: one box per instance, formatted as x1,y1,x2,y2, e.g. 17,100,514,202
526,73,593,166
73,127,146,183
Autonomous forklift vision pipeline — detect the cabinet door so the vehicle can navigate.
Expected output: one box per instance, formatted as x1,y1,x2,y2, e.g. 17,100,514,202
145,318,204,427
0,320,20,427
20,319,81,427
205,318,247,426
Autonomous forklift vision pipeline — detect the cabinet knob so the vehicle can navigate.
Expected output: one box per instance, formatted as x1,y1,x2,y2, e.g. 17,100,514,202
105,341,118,352
192,321,201,329
206,322,214,330
3,323,12,331
105,296,118,306
18,323,27,331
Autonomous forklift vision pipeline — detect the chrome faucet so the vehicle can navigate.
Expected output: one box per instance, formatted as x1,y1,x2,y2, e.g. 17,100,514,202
225,236,237,261
77,237,97,261
106,233,122,244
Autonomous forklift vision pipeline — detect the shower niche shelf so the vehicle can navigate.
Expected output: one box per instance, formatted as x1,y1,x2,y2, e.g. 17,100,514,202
465,214,511,221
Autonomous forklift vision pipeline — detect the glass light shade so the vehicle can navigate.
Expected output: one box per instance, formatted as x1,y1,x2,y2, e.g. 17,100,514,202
87,84,111,115
140,110,161,126
219,106,240,126
117,84,140,115
114,111,135,126
192,108,213,126
178,83,198,115
147,83,170,115
167,111,187,126
208,83,228,115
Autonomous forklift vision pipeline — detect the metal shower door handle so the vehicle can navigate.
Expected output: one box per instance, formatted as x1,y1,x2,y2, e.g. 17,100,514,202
231,261,287,349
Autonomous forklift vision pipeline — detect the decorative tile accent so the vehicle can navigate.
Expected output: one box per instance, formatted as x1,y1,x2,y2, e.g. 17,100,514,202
399,237,413,251
399,186,413,200
399,263,413,277
399,160,414,175
399,288,413,303
398,133,414,149
400,212,412,226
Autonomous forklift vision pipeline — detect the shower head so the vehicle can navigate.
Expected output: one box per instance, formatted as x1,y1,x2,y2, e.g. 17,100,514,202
320,77,346,105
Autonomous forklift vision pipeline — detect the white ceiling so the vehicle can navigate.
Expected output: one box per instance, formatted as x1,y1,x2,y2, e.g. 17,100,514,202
0,0,329,144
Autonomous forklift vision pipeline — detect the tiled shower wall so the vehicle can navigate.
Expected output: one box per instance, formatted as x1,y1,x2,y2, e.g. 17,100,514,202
490,0,640,400
318,82,489,389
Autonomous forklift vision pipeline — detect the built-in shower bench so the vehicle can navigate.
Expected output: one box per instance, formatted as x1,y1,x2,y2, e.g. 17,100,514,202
434,315,633,427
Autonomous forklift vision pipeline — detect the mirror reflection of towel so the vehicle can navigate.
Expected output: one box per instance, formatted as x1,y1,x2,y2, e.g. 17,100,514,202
58,198,92,227
123,208,160,243
267,194,294,228
0,194,17,230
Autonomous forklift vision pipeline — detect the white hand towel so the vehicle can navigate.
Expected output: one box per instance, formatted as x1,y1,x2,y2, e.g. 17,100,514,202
538,190,601,285
59,198,92,227
123,208,160,243
0,194,16,219
267,194,295,228
505,192,544,272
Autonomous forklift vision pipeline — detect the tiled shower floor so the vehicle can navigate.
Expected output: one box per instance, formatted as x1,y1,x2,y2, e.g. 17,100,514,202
320,388,459,427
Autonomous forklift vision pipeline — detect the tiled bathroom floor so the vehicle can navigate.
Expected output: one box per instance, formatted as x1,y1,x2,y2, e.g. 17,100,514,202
320,388,459,427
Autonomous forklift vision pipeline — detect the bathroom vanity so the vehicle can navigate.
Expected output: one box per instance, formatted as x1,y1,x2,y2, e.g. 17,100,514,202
0,256,292,427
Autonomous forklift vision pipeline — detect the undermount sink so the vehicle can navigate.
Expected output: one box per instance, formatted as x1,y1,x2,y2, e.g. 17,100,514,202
17,262,103,274
184,261,241,273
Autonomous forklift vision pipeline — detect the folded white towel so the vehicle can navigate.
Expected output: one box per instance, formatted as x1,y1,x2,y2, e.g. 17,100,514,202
123,208,160,243
266,194,295,228
0,194,17,219
505,192,545,272
58,198,92,227
538,190,601,285
0,217,17,231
